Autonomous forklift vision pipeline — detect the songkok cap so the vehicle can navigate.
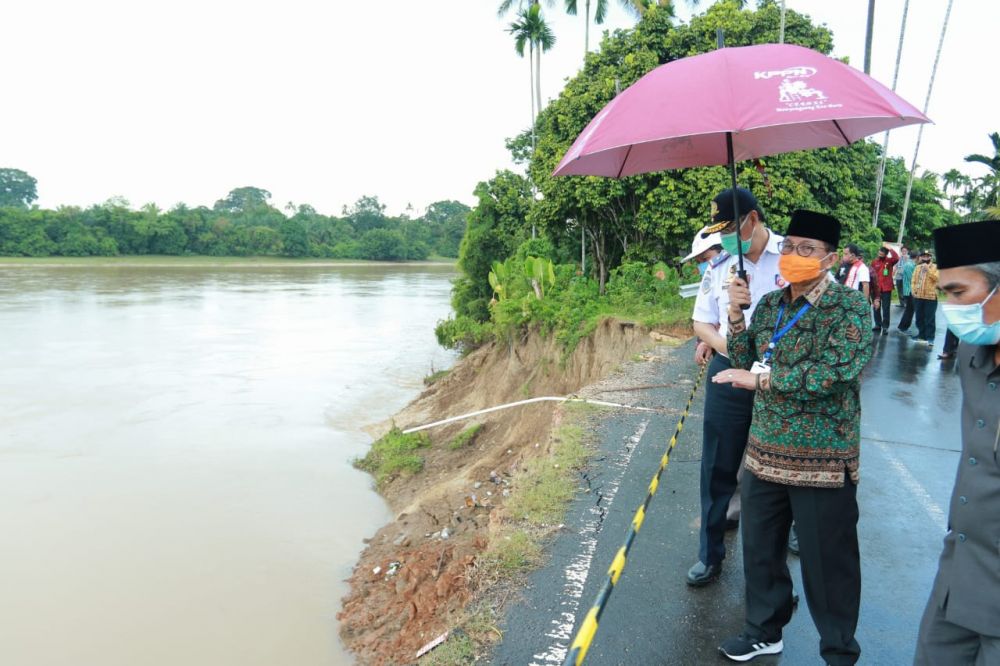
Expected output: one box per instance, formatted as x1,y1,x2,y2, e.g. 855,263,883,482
702,187,763,236
933,220,1000,269
683,226,722,262
785,209,841,248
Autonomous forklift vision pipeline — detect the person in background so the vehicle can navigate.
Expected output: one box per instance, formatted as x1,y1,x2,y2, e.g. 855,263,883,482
911,249,940,347
688,224,724,368
894,246,910,307
687,227,746,531
684,225,723,279
938,330,960,361
835,250,851,284
914,220,1000,665
870,245,899,335
688,187,783,587
842,244,871,299
897,249,917,334
715,210,872,664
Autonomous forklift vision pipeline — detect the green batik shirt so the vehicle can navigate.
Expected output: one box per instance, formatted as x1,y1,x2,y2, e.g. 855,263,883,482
727,274,873,488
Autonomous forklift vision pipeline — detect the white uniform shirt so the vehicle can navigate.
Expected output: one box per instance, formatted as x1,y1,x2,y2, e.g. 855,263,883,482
692,230,785,344
843,260,870,291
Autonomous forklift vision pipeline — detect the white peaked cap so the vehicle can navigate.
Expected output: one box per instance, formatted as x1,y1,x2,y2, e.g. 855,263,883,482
682,226,722,262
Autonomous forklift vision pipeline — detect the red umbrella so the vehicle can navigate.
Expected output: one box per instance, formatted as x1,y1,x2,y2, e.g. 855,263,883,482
553,40,930,277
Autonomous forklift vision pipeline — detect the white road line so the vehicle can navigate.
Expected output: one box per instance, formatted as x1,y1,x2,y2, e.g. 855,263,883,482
530,419,649,666
869,439,947,529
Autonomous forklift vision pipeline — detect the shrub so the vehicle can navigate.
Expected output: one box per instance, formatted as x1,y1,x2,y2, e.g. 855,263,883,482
447,424,482,450
353,427,431,487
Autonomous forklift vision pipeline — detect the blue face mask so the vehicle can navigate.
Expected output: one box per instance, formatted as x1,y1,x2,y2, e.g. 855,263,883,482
698,261,710,275
942,286,1000,345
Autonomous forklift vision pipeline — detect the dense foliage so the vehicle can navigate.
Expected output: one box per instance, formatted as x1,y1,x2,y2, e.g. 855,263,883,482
437,0,960,351
0,185,469,260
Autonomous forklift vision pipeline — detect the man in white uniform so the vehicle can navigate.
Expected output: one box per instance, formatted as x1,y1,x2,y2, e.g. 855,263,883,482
687,187,785,586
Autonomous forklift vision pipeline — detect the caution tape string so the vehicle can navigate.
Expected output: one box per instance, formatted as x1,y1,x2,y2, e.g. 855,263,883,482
562,362,707,666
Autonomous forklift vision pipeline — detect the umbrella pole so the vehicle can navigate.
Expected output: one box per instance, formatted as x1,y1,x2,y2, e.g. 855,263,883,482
726,133,749,295
716,30,748,306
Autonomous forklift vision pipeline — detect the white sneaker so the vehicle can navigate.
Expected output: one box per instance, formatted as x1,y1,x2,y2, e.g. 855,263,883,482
719,634,784,662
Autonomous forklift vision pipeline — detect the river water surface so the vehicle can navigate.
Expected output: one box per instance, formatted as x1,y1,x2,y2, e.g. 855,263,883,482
0,263,457,666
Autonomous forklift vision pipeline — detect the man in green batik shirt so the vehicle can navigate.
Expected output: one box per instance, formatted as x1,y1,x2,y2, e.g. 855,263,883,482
713,210,873,665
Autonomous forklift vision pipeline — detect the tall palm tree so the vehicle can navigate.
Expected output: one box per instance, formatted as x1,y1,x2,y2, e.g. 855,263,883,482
941,168,964,211
964,132,1000,174
864,0,876,74
497,0,555,18
564,0,672,55
965,132,1000,209
509,4,556,127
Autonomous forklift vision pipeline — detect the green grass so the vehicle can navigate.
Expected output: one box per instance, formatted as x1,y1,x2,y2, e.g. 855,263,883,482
505,420,591,526
447,424,482,450
353,427,431,487
424,369,451,386
480,529,542,574
423,633,476,666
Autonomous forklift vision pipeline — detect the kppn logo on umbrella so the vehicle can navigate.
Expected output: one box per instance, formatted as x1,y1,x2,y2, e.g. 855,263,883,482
755,65,843,113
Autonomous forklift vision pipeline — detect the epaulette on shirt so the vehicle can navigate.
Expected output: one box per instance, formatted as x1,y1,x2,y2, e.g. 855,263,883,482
710,252,730,269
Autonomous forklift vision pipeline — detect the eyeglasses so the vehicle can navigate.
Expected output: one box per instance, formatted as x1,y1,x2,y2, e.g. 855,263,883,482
778,240,827,257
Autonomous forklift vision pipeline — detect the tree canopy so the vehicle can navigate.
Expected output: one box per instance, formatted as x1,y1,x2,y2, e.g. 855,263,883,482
0,182,470,261
452,0,958,319
0,168,38,209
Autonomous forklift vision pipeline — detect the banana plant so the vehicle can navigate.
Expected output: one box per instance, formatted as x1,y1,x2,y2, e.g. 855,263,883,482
523,256,555,299
488,260,510,301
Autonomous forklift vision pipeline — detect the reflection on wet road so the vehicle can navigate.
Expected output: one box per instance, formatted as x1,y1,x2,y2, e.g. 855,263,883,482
497,309,963,666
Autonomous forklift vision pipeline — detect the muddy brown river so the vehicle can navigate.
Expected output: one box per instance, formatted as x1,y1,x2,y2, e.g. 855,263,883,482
0,263,456,666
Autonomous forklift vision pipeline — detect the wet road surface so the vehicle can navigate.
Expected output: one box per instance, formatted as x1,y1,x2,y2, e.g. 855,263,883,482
495,310,961,665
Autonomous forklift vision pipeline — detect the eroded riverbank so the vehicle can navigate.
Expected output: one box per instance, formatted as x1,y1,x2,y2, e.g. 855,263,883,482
339,320,690,665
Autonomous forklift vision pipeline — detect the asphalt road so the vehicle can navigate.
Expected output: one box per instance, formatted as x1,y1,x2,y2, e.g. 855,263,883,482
494,310,961,666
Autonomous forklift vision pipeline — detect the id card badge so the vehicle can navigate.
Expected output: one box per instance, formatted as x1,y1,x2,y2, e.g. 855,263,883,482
750,361,771,374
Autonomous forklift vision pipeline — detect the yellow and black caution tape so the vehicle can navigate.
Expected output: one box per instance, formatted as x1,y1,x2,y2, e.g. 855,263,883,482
562,363,707,666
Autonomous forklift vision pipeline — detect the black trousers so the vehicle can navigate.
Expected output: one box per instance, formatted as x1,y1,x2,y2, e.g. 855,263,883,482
942,329,959,355
898,295,915,331
872,292,891,330
741,472,861,665
914,298,938,342
698,354,754,566
895,279,904,304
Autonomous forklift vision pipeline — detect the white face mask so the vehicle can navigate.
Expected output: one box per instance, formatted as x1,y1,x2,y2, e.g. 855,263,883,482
942,286,1000,345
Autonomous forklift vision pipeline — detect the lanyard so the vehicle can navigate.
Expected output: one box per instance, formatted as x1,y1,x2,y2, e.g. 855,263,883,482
763,302,811,362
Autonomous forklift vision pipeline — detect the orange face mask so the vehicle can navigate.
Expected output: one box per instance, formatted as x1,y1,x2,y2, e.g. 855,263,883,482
778,253,829,284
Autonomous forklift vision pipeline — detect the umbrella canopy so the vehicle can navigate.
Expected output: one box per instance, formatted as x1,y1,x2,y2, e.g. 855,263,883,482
553,43,930,178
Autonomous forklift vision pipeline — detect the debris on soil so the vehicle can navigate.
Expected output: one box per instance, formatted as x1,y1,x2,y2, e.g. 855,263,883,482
338,320,687,665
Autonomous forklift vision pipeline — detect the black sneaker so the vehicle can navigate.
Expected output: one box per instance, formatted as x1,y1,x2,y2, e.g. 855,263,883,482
719,634,783,661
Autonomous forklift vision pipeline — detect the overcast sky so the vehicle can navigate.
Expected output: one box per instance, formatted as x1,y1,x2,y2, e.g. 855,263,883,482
2,0,994,216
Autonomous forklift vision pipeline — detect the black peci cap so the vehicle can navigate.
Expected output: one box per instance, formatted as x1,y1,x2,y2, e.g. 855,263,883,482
785,209,841,248
702,187,763,236
933,220,1000,269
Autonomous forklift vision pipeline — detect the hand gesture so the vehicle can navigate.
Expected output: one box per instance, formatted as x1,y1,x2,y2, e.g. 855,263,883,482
712,368,757,391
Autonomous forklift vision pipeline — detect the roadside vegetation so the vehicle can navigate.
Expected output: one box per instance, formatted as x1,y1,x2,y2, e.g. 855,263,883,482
353,427,431,488
433,1,983,361
434,404,598,663
447,424,483,451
